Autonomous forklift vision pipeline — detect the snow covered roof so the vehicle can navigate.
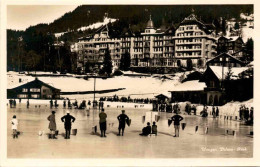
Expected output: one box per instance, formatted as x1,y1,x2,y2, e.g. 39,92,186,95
155,92,171,98
209,66,248,80
206,52,244,64
229,36,240,42
246,61,254,67
170,80,206,92
9,78,60,91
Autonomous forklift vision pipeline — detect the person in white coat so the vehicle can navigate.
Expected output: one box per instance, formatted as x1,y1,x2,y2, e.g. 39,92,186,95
11,115,18,139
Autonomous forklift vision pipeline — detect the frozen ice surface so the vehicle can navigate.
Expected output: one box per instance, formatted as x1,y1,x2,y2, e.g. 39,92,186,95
7,103,253,158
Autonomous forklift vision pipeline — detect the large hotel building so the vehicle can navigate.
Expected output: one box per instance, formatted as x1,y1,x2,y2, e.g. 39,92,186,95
71,12,218,73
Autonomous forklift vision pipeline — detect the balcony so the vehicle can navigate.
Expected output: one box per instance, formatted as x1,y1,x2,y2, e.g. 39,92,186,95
176,48,201,52
164,50,174,54
176,41,201,45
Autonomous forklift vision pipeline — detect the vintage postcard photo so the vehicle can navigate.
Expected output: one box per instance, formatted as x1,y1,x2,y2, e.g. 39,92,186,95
1,3,256,165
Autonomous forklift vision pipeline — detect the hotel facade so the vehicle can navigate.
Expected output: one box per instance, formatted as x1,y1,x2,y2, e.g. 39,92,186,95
71,12,218,73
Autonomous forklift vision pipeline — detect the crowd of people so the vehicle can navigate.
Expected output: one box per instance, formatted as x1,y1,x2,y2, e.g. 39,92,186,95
99,95,153,104
239,105,253,124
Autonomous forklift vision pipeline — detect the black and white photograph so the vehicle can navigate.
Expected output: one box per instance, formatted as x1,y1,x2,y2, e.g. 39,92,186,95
0,2,257,166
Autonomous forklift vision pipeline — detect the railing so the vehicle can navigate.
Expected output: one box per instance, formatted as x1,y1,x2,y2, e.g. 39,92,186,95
176,48,201,51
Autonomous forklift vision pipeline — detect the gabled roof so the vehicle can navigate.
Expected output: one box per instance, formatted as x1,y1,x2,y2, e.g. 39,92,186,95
208,66,248,80
10,78,60,91
121,26,135,37
94,22,121,39
95,24,108,34
176,13,215,35
164,25,176,35
155,92,171,98
206,52,245,65
170,80,206,92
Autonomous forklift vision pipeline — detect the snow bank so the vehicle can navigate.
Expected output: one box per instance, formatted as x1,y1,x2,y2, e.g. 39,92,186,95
194,99,253,117
242,27,254,42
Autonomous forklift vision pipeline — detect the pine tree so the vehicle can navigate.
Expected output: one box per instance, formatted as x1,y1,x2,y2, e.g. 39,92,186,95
234,22,240,30
222,19,227,35
120,51,131,71
102,47,113,76
245,38,253,62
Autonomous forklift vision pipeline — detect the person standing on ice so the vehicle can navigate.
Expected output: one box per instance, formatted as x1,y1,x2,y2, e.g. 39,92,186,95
250,107,253,122
9,99,13,108
14,99,17,108
68,99,72,109
11,115,18,139
47,111,57,139
117,110,129,136
54,100,58,108
216,107,219,117
99,108,107,137
171,112,183,137
87,100,91,110
61,111,76,139
63,99,66,108
212,106,216,118
50,99,53,109
27,99,29,108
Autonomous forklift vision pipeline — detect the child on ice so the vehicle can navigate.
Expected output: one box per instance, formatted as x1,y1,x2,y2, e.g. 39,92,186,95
11,115,18,139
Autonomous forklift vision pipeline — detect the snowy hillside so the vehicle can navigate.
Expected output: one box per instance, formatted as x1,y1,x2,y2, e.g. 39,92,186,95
77,17,117,31
226,13,254,42
54,17,118,38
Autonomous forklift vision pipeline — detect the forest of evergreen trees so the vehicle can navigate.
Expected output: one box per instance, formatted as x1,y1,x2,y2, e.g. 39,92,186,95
7,5,253,72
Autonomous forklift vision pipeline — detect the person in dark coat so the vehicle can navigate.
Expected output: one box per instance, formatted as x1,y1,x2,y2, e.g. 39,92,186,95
50,99,53,109
117,110,129,136
27,99,29,108
9,99,13,108
212,106,216,118
216,107,219,117
244,107,249,121
171,112,184,137
99,108,107,137
152,121,157,135
13,99,16,108
68,99,71,108
249,107,253,123
139,122,151,136
47,111,57,139
63,100,66,108
61,111,76,139
54,100,58,108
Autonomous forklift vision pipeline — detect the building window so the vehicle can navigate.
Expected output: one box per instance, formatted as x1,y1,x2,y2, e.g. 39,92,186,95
31,94,40,98
30,88,40,92
17,94,28,98
22,88,28,92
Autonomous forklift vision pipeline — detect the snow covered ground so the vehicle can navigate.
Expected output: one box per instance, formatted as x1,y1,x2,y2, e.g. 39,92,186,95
7,71,181,99
7,71,253,117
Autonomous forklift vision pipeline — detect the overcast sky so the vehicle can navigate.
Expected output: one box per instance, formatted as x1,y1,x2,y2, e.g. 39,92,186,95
7,5,78,30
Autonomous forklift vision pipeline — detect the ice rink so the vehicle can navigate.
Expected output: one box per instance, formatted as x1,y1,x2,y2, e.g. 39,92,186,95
7,102,253,158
